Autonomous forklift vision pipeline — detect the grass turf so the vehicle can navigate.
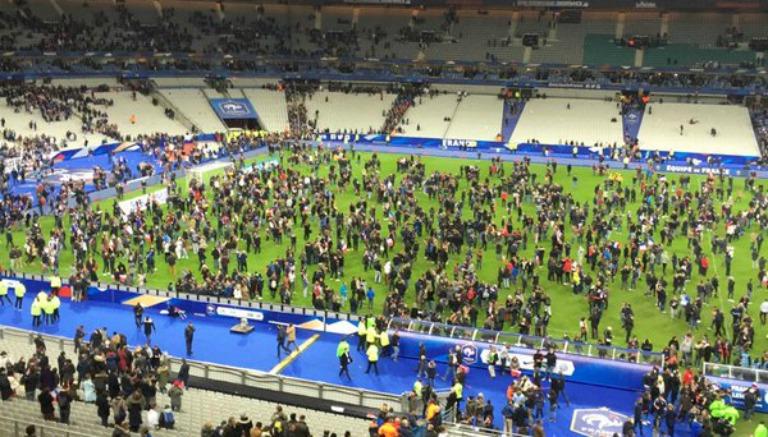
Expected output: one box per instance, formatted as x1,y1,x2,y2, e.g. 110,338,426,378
4,149,767,358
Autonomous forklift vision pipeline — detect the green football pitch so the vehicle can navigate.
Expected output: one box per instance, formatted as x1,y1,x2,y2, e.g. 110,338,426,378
5,149,767,356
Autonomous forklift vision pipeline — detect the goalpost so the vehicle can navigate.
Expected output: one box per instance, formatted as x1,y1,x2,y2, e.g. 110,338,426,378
188,161,234,185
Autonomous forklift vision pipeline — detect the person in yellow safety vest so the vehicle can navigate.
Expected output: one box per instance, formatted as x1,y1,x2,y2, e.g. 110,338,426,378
357,318,367,352
12,280,26,311
31,296,42,327
365,344,379,375
452,380,464,411
366,325,377,346
0,279,11,306
51,294,61,323
42,295,55,325
49,276,62,294
380,330,390,357
413,379,423,396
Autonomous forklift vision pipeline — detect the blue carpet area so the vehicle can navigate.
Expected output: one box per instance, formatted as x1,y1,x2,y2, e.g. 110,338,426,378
0,297,697,436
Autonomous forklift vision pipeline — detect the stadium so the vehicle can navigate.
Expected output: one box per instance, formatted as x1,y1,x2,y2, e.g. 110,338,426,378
0,0,767,436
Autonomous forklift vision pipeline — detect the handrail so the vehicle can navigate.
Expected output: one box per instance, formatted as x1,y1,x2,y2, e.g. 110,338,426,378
442,421,519,437
0,416,93,437
0,326,404,413
390,317,664,367
703,361,768,383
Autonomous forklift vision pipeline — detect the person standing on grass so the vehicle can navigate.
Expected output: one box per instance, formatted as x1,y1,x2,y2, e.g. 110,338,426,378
366,285,375,311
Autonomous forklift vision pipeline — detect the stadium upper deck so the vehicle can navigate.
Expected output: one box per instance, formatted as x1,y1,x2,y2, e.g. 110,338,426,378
0,0,765,71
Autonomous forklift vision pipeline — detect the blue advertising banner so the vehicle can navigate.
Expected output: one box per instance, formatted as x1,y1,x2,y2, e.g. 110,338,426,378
317,133,760,173
707,377,768,413
394,330,653,391
209,98,259,120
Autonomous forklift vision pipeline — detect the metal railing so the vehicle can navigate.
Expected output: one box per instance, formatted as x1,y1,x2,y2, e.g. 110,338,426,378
388,317,665,367
0,417,93,437
703,362,768,384
0,326,404,414
443,422,525,437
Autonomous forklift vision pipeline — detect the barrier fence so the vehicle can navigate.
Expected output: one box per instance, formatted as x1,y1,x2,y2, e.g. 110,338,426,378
703,362,768,384
443,422,522,437
388,317,665,368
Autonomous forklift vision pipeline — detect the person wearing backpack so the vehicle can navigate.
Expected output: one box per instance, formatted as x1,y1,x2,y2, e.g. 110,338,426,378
159,405,175,429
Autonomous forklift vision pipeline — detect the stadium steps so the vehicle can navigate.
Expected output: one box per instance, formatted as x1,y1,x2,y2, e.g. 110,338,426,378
148,83,197,134
241,88,291,133
0,334,370,436
442,96,463,140
156,88,226,134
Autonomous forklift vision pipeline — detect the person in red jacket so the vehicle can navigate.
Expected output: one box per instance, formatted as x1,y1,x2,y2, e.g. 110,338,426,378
700,256,709,276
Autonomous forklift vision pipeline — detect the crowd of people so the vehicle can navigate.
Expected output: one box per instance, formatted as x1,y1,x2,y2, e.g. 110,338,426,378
0,326,186,436
0,326,378,437
2,135,766,434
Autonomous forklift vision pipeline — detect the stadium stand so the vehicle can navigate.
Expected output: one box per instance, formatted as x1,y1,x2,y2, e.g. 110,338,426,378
623,11,661,37
93,91,188,138
666,12,731,45
241,88,290,133
396,92,458,139
643,45,756,68
583,33,635,66
444,94,504,141
304,90,396,134
449,10,509,60
0,331,370,436
125,0,160,25
151,78,208,88
157,88,226,134
638,101,761,156
509,97,625,147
